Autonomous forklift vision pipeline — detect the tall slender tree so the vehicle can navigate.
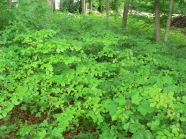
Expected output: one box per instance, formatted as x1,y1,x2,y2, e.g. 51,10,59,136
46,0,55,13
88,0,93,14
164,0,174,41
106,0,109,16
122,1,130,28
155,0,161,41
82,0,86,14
7,0,12,8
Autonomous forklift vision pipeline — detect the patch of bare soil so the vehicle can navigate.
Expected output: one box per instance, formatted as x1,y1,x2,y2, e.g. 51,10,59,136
182,32,186,36
0,103,97,138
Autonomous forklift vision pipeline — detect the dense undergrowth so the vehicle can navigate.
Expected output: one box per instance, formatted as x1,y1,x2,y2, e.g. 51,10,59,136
0,6,186,139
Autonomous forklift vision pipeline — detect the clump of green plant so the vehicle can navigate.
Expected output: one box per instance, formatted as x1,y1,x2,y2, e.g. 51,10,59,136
1,12,186,139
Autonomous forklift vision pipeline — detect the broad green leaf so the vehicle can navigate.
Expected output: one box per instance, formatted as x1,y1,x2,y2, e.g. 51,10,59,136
132,92,143,105
138,100,156,116
130,123,141,133
38,129,46,139
114,95,126,106
52,127,63,138
182,96,186,103
106,101,118,115
123,123,130,130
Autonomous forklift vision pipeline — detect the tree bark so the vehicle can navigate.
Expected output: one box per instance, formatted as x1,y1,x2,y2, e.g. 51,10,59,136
7,0,12,8
82,0,86,14
106,0,109,17
46,0,55,13
89,0,92,14
122,1,130,28
98,0,103,13
164,0,174,42
53,0,56,12
155,0,161,41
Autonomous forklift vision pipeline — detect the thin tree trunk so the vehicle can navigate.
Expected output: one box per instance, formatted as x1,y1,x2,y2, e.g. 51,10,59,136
99,0,103,13
53,0,56,13
164,0,174,42
106,0,109,17
7,0,12,8
89,0,92,14
82,0,86,14
155,0,161,41
122,1,130,28
46,0,54,13
89,0,92,9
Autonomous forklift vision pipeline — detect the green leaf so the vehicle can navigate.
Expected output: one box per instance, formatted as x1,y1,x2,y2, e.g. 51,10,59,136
114,95,126,106
130,123,141,133
182,96,186,103
150,103,156,107
38,129,46,139
163,86,176,93
87,111,97,123
52,127,63,138
132,92,143,105
2,111,7,118
137,100,156,116
0,125,6,130
157,131,164,136
0,75,5,80
123,123,130,130
106,101,118,115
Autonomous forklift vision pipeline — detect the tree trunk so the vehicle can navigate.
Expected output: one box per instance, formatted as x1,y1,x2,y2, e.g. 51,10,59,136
46,0,55,13
98,0,103,13
155,0,161,41
122,1,130,28
106,0,109,17
53,0,56,12
7,0,12,8
89,0,92,14
81,0,86,14
164,0,174,42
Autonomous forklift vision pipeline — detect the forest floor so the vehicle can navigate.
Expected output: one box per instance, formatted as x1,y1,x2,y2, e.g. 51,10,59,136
1,11,186,139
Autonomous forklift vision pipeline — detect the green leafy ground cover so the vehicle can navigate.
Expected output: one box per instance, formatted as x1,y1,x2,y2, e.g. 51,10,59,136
0,9,186,138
